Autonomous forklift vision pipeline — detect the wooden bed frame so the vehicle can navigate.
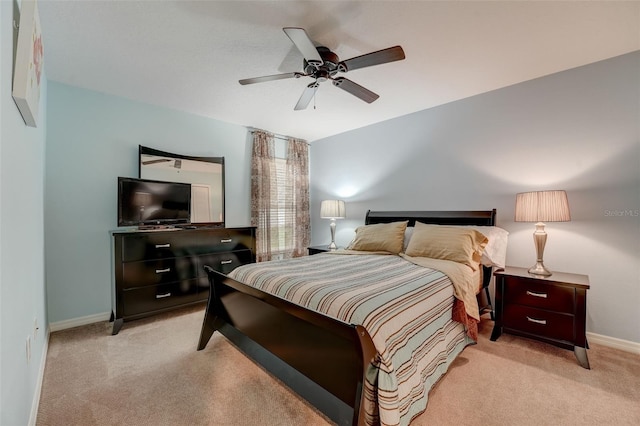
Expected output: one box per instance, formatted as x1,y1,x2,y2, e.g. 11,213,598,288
197,210,497,426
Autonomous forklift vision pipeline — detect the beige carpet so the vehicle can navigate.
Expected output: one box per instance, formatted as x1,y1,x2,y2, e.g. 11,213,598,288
37,306,640,426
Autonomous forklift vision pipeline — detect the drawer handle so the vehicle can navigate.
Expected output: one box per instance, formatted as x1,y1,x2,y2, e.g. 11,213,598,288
526,316,547,325
220,260,233,265
526,290,548,299
155,268,171,274
156,292,172,299
155,243,171,248
220,238,233,243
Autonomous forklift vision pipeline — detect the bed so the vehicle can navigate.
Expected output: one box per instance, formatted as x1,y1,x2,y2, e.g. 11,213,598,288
197,210,502,426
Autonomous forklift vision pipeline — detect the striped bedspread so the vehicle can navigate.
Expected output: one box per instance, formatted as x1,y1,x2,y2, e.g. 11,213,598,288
228,253,476,426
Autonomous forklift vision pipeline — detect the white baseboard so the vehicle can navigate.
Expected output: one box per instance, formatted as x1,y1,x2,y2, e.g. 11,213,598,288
28,327,50,426
33,314,110,424
49,313,640,354
587,332,640,355
49,311,112,332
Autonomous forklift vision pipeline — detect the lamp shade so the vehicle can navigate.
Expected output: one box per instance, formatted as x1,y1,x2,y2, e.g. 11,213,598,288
515,190,571,222
320,200,346,219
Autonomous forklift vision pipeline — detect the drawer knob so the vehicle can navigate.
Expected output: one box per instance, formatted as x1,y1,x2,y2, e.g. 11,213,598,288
155,243,171,248
526,316,547,325
156,292,172,299
220,260,233,265
220,238,233,243
155,268,171,274
526,290,548,299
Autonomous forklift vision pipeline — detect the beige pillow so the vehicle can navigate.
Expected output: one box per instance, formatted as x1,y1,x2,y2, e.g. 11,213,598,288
348,221,408,254
405,222,488,270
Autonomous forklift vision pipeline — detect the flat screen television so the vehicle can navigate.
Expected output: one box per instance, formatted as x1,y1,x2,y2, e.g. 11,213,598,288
118,177,191,227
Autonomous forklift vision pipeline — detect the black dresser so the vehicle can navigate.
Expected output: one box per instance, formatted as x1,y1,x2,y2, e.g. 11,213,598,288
111,227,256,334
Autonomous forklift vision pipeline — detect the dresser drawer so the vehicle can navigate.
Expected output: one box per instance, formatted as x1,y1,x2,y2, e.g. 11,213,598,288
504,277,575,312
121,257,198,289
503,304,575,342
122,280,202,316
192,229,256,255
120,232,195,262
198,250,254,275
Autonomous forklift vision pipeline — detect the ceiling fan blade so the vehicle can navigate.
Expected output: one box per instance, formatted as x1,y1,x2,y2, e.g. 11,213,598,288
239,72,301,85
142,159,171,165
332,77,379,103
338,46,405,73
294,83,319,111
283,27,323,67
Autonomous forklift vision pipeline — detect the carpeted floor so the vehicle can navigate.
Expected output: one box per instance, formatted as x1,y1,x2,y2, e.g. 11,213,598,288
37,306,640,425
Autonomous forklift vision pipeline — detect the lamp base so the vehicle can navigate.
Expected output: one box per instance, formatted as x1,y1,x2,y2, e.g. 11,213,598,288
528,261,552,277
328,220,337,251
529,222,552,276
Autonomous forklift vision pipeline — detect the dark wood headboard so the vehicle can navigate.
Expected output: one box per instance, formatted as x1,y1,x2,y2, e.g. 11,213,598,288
365,209,496,227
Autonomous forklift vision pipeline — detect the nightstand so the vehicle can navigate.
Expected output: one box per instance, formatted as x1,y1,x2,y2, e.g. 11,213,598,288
307,245,337,255
491,266,590,369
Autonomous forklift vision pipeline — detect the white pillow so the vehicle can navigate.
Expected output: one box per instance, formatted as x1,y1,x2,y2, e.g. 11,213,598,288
460,226,509,268
403,226,414,251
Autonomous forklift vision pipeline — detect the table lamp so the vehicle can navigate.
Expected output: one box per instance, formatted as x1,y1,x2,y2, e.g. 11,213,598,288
320,200,346,250
515,190,571,276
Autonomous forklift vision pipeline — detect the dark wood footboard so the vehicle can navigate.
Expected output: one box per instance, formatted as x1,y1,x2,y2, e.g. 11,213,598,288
198,266,377,426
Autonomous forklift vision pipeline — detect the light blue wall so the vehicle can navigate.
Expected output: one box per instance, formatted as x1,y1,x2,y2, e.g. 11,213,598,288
45,82,252,323
310,52,640,344
1,0,48,423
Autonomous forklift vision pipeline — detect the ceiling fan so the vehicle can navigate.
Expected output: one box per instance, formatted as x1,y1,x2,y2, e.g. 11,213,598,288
239,27,406,110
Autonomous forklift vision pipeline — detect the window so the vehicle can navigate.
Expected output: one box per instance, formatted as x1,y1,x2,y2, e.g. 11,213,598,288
251,131,309,261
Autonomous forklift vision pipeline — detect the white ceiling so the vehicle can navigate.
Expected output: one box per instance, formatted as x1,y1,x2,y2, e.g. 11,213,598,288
38,1,639,142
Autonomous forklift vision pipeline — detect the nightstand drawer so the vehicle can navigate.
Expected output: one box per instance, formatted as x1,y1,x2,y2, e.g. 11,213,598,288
504,277,574,312
503,304,575,342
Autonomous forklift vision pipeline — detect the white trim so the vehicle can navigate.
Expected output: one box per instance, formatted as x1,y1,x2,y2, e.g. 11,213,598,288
47,314,640,354
49,311,111,332
587,332,640,355
28,327,50,426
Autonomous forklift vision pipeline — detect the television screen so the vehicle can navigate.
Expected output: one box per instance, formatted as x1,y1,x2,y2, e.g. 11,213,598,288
118,177,191,227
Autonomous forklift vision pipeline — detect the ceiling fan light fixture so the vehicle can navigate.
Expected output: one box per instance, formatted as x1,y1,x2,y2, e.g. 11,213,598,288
316,69,329,83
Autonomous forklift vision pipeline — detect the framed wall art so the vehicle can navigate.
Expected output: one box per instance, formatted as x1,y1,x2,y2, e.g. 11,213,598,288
13,0,44,128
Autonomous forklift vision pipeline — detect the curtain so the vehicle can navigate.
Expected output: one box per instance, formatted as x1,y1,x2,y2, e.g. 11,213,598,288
251,131,277,261
250,130,310,261
284,137,310,258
